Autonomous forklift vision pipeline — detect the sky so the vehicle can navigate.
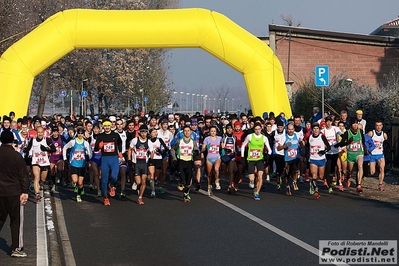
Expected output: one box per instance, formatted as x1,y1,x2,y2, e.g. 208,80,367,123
168,0,399,105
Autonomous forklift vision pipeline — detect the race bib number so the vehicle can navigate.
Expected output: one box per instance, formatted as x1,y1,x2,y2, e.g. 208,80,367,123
287,148,297,158
181,145,193,157
209,144,219,154
55,145,62,155
374,140,383,150
327,137,336,146
34,152,48,165
136,148,147,159
349,142,361,151
72,151,85,161
103,142,115,153
310,145,321,156
249,149,261,159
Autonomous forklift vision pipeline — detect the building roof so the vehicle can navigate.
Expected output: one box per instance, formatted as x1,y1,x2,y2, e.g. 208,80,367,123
370,17,399,37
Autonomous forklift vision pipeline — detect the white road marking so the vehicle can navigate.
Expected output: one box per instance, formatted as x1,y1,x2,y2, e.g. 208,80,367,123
53,192,77,266
36,193,48,266
199,190,348,266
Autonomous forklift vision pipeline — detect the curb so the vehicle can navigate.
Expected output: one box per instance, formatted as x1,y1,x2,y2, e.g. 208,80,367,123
43,185,63,266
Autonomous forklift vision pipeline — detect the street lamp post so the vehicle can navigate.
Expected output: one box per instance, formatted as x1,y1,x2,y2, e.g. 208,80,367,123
180,92,184,112
81,79,88,116
186,93,190,112
139,89,144,112
196,94,200,111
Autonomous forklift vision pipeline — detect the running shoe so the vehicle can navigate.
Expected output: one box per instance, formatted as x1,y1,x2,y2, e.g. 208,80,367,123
119,191,126,198
97,190,102,198
362,176,367,181
338,185,344,191
276,184,281,191
89,184,94,191
159,187,165,194
35,193,41,202
292,182,299,191
356,186,363,194
51,184,57,193
286,187,291,196
238,178,242,184
323,179,328,187
249,181,255,189
104,198,110,206
138,198,144,205
195,184,201,191
109,186,116,197
207,185,212,196
227,186,232,194
309,186,315,195
215,181,221,190
132,182,137,190
154,180,159,186
314,191,321,199
76,195,82,203
378,184,385,191
328,187,333,194
254,192,260,200
56,176,61,184
266,175,270,183
231,182,238,191
150,191,156,198
177,184,184,191
183,193,191,202
11,248,27,258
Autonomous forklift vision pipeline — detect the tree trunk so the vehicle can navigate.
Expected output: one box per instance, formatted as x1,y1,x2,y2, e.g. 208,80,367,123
98,93,104,114
37,68,50,116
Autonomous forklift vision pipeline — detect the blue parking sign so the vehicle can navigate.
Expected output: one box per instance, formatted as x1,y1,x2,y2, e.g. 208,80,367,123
315,66,329,86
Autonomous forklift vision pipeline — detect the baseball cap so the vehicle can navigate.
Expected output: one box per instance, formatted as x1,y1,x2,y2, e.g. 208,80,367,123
356,110,363,115
320,121,326,128
109,116,116,122
168,114,174,119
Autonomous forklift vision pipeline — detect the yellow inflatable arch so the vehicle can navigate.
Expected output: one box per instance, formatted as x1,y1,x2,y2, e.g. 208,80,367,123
0,8,291,118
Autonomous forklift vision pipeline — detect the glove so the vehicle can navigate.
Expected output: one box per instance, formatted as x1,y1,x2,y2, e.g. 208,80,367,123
173,160,178,168
348,137,353,143
40,145,49,151
283,142,292,149
98,141,104,149
193,149,200,157
128,160,134,168
23,148,29,154
318,150,326,155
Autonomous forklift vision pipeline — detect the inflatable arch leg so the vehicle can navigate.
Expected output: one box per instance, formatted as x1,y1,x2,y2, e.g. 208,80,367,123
0,8,291,117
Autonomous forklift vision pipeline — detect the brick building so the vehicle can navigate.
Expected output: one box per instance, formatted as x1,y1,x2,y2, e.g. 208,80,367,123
266,24,399,93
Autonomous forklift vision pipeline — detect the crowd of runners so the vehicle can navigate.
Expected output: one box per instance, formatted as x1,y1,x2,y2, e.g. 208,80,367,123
0,107,389,205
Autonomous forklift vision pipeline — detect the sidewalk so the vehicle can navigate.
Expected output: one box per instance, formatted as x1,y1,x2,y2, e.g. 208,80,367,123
0,186,62,266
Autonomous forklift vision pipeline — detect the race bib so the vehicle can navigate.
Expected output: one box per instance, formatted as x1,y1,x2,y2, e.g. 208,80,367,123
181,145,193,157
374,140,383,150
349,142,361,151
287,148,297,158
249,149,261,159
136,148,147,159
55,145,62,155
310,145,321,156
208,144,219,154
103,142,115,153
72,151,85,161
34,152,48,165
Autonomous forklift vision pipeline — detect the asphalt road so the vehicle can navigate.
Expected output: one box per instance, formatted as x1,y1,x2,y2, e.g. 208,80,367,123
54,178,399,266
